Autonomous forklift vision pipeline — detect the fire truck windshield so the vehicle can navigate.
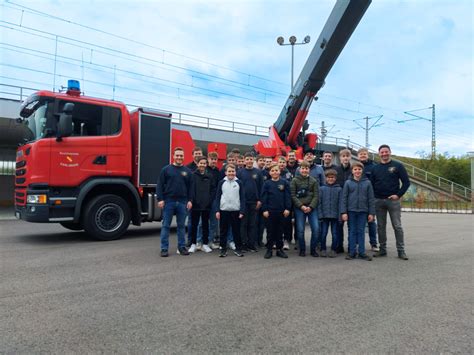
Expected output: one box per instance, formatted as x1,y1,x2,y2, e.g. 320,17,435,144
20,98,54,143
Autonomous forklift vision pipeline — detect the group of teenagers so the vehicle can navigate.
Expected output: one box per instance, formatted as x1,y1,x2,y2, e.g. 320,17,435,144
156,143,411,261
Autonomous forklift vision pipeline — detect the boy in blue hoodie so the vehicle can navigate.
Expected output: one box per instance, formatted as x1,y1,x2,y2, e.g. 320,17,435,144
340,162,375,261
237,152,263,252
318,169,342,258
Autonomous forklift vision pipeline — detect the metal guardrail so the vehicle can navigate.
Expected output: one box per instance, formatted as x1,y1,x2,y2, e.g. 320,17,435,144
402,162,471,199
402,200,471,214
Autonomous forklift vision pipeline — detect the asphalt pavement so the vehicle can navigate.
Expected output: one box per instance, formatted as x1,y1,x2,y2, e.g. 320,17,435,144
1,213,472,354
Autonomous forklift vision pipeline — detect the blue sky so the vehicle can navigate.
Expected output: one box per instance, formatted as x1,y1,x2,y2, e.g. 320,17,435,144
1,0,472,157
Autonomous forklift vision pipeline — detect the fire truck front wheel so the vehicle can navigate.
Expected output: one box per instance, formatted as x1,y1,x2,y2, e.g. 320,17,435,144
83,194,131,241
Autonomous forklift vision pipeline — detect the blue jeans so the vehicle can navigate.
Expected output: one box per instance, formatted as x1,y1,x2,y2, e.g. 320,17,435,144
348,212,367,256
160,200,187,251
320,218,339,251
368,220,377,247
294,208,319,253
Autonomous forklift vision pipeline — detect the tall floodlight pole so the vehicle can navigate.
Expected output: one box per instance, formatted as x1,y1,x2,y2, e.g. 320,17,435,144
398,104,436,158
277,35,311,91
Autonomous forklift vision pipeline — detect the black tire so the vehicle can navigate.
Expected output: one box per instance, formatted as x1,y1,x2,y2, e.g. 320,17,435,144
60,221,83,231
83,194,131,241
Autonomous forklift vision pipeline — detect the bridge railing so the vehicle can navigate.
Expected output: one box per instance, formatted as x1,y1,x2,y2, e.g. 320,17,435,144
172,112,268,136
401,162,471,199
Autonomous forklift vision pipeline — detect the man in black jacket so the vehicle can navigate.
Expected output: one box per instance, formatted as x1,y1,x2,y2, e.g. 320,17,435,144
371,145,410,260
206,151,220,248
189,157,216,253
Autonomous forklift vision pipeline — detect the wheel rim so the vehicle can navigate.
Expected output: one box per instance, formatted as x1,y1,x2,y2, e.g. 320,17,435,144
95,203,124,233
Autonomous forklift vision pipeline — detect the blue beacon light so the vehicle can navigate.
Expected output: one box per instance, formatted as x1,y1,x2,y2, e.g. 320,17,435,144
66,80,81,96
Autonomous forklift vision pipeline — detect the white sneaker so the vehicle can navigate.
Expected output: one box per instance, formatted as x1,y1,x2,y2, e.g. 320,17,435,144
371,245,380,252
283,241,290,250
202,244,212,253
211,242,220,249
188,244,197,253
229,242,236,250
196,242,202,251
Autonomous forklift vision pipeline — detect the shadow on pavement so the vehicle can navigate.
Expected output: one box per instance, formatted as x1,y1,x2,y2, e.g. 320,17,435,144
16,225,173,244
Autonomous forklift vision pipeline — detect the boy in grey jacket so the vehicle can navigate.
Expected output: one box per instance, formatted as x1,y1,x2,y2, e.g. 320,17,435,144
340,162,375,261
318,169,342,258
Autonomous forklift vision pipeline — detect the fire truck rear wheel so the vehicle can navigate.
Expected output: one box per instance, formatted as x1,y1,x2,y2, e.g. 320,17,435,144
83,194,131,241
60,221,83,231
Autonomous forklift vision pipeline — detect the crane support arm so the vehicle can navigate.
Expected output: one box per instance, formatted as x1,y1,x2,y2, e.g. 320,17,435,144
273,0,371,147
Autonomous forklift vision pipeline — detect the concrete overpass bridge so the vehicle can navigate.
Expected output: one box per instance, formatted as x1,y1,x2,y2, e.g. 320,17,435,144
0,87,471,209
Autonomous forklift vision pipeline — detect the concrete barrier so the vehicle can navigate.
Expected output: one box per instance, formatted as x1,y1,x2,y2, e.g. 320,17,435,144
0,175,14,207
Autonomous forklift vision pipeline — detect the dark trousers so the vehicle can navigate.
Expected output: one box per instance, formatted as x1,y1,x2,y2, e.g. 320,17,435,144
241,203,258,249
257,211,265,246
283,214,293,242
336,221,345,251
219,211,242,251
190,210,210,245
265,211,284,250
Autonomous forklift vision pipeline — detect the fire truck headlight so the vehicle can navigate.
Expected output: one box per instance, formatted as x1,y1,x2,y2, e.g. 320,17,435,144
27,194,47,204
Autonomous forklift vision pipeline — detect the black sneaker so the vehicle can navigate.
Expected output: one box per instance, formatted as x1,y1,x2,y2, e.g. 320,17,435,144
398,251,409,260
299,250,306,257
160,249,169,257
264,249,272,259
358,254,373,261
219,249,227,257
177,247,189,256
373,250,387,257
345,254,356,260
276,249,288,258
233,249,244,257
311,251,320,257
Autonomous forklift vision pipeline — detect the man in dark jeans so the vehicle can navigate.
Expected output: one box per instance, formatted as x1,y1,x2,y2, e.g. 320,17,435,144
371,144,410,260
156,147,193,257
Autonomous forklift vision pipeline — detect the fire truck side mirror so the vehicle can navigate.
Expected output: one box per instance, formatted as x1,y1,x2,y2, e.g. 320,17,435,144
57,103,74,141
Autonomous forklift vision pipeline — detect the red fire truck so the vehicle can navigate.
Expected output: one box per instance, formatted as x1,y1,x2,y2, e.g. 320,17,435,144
14,0,371,240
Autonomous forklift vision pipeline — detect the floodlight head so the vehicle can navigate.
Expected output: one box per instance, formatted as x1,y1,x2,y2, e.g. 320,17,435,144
304,35,311,43
277,36,284,45
289,36,297,44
